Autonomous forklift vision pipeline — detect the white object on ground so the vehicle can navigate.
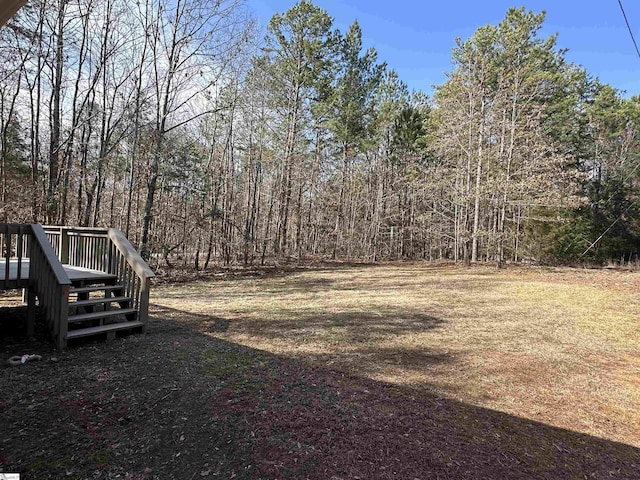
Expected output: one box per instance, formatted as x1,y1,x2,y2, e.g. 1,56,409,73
7,354,42,366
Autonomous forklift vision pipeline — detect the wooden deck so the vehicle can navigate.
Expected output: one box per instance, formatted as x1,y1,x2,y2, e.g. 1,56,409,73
0,259,115,283
2,224,154,348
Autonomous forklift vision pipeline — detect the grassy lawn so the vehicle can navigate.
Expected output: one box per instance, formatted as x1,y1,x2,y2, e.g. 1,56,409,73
154,263,640,448
2,262,640,479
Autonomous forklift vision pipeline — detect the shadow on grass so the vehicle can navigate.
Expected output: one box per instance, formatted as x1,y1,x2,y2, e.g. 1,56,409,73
152,304,455,387
241,310,442,338
160,260,508,283
153,260,394,285
2,306,638,479
155,261,506,299
152,304,447,353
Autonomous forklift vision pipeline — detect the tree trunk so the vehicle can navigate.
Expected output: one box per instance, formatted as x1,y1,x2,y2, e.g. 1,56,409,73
46,0,67,223
471,97,486,262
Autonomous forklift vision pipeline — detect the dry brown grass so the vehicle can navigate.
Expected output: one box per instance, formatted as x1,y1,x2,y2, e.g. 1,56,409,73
151,263,640,448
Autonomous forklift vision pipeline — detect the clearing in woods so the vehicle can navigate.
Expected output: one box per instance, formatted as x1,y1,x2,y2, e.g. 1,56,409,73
1,262,639,479
154,263,640,446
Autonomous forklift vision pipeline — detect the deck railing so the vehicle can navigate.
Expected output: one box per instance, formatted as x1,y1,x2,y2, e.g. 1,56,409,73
0,223,30,290
1,224,152,346
29,224,71,348
44,226,111,271
43,225,154,327
108,229,155,325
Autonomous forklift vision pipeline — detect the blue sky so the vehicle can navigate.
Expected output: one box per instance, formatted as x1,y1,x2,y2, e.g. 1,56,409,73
246,0,640,97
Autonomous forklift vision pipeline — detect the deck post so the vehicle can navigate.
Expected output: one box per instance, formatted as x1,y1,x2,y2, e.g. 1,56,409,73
57,284,70,350
60,227,70,264
27,288,36,338
139,276,151,332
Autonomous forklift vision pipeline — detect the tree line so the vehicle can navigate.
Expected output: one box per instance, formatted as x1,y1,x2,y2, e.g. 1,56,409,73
1,0,639,267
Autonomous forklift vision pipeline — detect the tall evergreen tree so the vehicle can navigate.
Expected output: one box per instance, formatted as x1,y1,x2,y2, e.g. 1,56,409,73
433,7,585,263
256,0,338,256
326,20,385,258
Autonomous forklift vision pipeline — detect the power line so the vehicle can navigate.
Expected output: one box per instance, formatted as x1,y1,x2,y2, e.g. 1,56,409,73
578,203,632,258
618,0,640,60
575,160,640,257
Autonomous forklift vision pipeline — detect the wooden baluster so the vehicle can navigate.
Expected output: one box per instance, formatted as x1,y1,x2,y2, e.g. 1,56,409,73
16,229,23,282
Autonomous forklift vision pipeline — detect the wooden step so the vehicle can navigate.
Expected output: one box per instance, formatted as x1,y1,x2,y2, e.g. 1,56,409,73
66,320,144,340
70,296,131,308
70,272,118,283
68,308,137,323
70,285,124,294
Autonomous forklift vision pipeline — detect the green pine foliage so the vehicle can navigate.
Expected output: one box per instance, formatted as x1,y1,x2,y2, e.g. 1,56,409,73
2,0,639,265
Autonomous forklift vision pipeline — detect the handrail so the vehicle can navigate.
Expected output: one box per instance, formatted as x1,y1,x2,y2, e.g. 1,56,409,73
108,228,154,326
108,228,155,280
44,225,111,235
29,224,71,349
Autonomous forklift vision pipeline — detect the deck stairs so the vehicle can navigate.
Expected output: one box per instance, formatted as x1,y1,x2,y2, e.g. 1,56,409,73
66,272,144,341
1,224,154,348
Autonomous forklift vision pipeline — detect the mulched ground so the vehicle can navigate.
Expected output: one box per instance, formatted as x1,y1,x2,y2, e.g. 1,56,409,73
1,301,639,479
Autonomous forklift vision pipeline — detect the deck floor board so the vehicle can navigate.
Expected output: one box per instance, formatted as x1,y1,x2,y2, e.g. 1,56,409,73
0,258,113,283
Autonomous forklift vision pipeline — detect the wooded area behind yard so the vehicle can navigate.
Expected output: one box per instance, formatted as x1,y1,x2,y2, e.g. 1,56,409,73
1,2,640,267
